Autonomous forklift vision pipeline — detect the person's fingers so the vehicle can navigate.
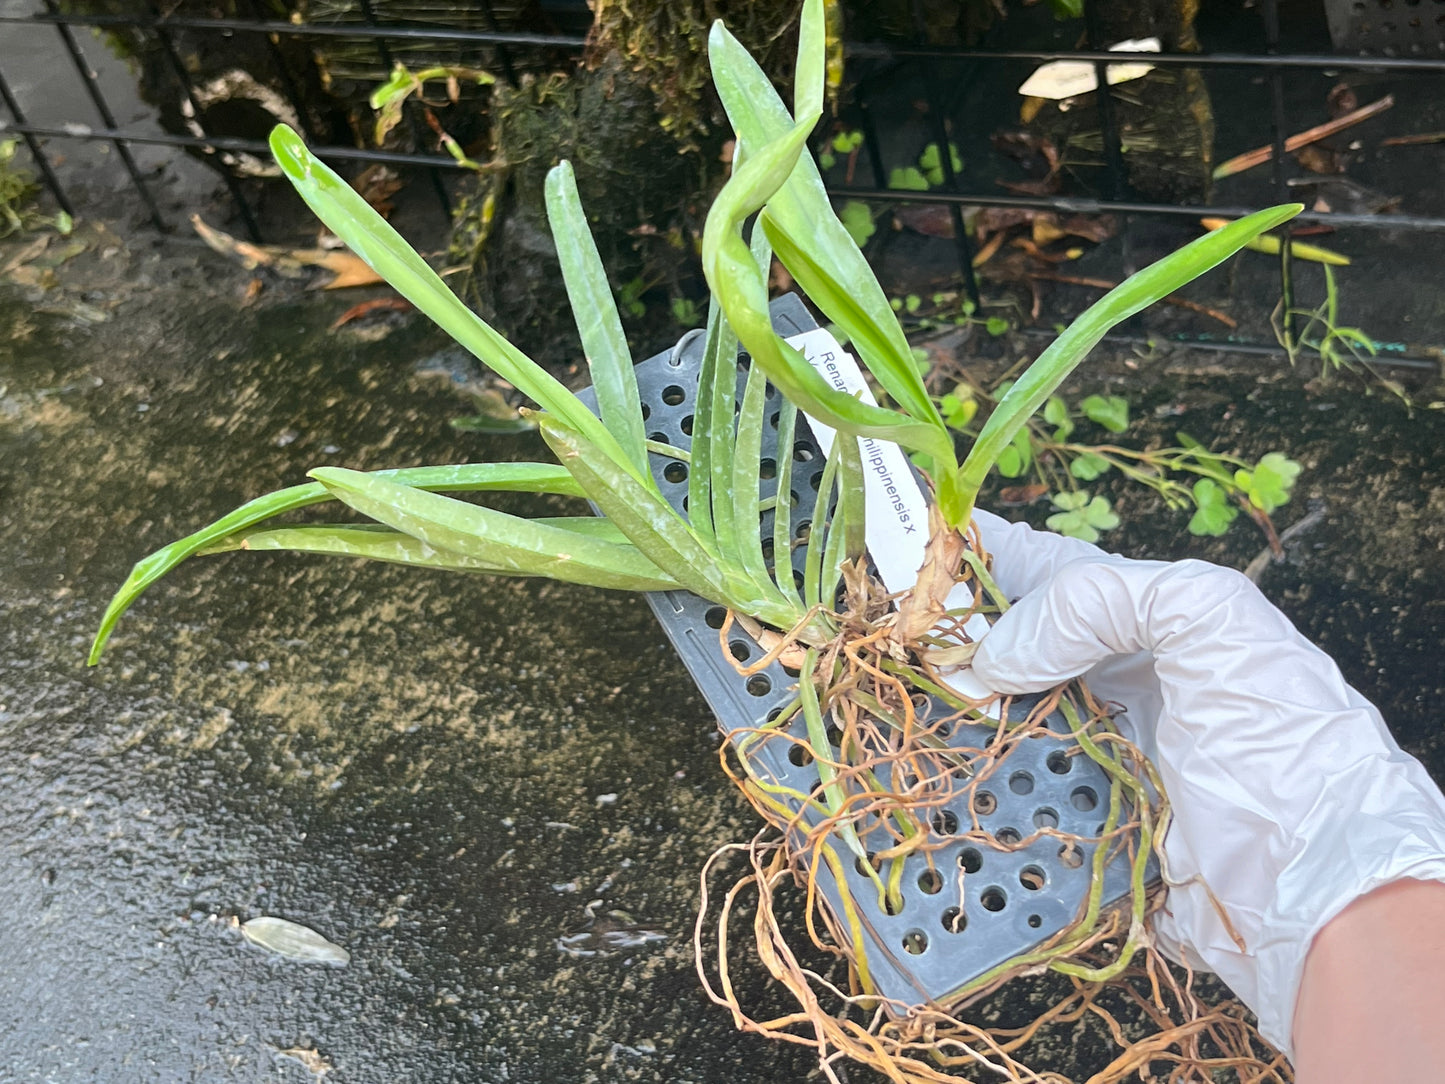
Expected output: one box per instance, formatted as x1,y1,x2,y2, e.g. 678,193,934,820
969,555,1262,695
971,509,1105,602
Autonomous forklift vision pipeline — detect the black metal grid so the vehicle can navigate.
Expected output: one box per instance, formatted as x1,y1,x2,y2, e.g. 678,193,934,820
1,0,1442,361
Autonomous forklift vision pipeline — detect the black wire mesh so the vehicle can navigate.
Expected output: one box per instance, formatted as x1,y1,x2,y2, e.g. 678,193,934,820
0,0,1442,361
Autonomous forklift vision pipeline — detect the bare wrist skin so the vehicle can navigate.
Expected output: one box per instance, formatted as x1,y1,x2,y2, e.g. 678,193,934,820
1292,878,1445,1082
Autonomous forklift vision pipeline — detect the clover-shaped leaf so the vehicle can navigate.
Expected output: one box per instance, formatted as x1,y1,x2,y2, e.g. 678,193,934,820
1187,478,1239,536
996,429,1034,479
919,141,963,186
1046,491,1119,542
1234,452,1301,513
1069,451,1111,481
838,200,875,247
888,166,930,191
1043,395,1074,441
940,388,977,429
1080,393,1129,433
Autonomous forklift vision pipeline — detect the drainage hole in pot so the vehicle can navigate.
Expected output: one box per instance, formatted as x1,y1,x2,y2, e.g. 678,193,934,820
1070,786,1099,812
980,887,1007,912
1009,771,1034,795
759,457,776,480
664,461,687,484
932,810,959,836
793,441,814,462
795,520,811,542
918,868,943,895
808,472,821,491
788,743,812,767
958,847,983,874
1058,843,1084,870
640,403,651,420
768,410,779,429
855,853,879,877
792,569,805,590
678,414,693,436
1027,914,1042,929
705,607,727,629
935,720,952,739
746,674,771,697
941,907,967,933
1020,866,1046,891
1047,750,1072,775
648,432,669,447
973,791,997,816
662,385,686,406
902,930,928,955
765,705,784,723
1033,808,1059,830
760,538,774,561
825,725,844,748
996,827,1021,846
883,892,905,916
729,640,751,661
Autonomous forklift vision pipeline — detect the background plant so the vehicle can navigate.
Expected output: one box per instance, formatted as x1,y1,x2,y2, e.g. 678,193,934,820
0,140,72,238
929,380,1301,541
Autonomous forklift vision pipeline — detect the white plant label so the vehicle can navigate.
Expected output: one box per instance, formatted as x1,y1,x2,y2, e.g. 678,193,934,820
785,328,995,706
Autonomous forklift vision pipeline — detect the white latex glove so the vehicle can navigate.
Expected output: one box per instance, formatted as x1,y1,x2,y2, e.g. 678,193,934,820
967,510,1445,1057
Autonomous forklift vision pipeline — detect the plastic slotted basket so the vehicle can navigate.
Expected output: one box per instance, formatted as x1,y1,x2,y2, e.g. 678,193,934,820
584,295,1151,1008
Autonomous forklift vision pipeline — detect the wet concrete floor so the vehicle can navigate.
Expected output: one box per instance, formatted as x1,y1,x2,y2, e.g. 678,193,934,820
2,233,1445,1082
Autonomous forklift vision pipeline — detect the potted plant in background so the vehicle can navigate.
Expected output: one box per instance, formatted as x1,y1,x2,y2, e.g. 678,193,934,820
88,2,1299,1078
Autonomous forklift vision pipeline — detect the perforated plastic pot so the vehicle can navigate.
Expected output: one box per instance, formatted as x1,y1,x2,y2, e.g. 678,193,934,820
581,295,1153,1009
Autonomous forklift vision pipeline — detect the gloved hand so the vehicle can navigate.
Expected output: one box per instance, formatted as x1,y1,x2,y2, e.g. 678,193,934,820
966,509,1445,1057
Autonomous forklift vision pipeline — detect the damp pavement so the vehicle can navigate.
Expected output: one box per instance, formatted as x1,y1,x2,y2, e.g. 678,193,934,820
3,232,1445,1083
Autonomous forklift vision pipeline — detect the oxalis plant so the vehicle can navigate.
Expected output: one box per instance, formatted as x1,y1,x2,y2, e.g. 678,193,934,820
89,3,1299,1080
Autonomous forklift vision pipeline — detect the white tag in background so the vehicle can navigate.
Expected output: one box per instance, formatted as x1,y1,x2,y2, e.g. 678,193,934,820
784,328,995,707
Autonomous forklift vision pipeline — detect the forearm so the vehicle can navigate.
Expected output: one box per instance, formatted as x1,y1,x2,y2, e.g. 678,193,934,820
1292,878,1445,1082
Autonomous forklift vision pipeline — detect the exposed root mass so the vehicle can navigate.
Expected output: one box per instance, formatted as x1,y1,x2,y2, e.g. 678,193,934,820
695,527,1289,1084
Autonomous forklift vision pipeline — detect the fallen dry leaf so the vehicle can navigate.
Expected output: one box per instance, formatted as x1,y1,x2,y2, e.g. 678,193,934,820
275,1046,333,1078
309,250,384,290
330,297,413,329
192,215,384,289
997,483,1050,506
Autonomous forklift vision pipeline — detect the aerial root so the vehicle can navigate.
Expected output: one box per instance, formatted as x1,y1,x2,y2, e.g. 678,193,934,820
695,528,1289,1082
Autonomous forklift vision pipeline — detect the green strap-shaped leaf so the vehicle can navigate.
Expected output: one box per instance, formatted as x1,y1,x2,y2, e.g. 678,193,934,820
537,416,730,600
268,126,641,484
770,400,805,609
544,161,650,481
308,467,678,590
708,19,946,439
954,204,1304,523
88,462,584,664
836,432,866,564
705,302,742,564
539,416,805,631
802,445,840,610
731,357,790,610
793,0,825,123
701,120,954,465
204,522,677,591
686,302,725,555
